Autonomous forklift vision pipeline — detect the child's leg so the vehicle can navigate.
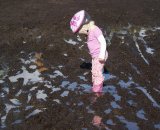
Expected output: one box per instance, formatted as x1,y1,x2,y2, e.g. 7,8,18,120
92,58,104,92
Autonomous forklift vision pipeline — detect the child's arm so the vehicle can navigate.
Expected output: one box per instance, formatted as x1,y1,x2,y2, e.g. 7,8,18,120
98,35,106,63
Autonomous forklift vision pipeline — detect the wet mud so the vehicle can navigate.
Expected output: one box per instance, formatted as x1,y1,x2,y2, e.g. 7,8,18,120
0,0,160,130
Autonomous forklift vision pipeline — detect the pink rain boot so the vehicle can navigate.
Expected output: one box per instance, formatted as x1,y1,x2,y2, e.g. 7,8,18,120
92,83,103,92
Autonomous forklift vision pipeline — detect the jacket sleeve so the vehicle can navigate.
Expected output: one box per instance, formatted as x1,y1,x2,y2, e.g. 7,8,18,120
97,35,106,59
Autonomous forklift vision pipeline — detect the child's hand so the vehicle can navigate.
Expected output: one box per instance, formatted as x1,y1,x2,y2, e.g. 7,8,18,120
99,58,105,63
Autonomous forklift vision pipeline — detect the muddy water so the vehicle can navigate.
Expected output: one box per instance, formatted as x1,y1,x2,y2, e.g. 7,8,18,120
0,25,160,130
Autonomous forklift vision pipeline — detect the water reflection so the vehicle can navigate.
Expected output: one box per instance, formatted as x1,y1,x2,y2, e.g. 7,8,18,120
116,115,139,130
26,109,42,119
92,115,110,129
136,109,148,120
105,119,116,126
36,90,48,101
136,86,160,108
90,92,103,104
154,124,160,129
104,108,112,114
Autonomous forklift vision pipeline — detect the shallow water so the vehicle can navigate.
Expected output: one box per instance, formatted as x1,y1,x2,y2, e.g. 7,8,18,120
0,25,160,129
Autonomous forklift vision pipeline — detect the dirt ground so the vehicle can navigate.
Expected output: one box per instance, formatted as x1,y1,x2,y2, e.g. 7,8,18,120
0,0,160,130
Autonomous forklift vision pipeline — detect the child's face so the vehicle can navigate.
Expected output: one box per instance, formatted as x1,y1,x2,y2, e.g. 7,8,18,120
78,24,88,35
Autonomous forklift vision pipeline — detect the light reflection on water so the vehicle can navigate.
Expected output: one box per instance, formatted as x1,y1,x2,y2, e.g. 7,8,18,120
116,115,139,130
105,119,116,126
0,26,160,129
25,109,42,119
136,109,148,120
154,124,160,129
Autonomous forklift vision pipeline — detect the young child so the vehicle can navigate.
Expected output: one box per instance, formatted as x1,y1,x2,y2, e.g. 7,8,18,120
70,10,108,92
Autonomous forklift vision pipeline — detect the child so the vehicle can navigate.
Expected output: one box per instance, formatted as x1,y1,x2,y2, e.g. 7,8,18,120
70,10,108,92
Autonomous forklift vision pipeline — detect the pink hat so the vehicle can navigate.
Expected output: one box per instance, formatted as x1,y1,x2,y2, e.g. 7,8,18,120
70,10,91,33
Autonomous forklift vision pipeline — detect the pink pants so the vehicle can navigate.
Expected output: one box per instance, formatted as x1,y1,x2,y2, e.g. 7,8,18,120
91,51,108,92
91,58,105,92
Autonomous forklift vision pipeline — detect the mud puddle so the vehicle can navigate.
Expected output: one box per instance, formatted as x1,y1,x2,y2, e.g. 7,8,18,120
0,25,160,130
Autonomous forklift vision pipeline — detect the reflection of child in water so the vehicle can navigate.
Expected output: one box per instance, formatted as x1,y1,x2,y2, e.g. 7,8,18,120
92,115,109,129
70,10,108,92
